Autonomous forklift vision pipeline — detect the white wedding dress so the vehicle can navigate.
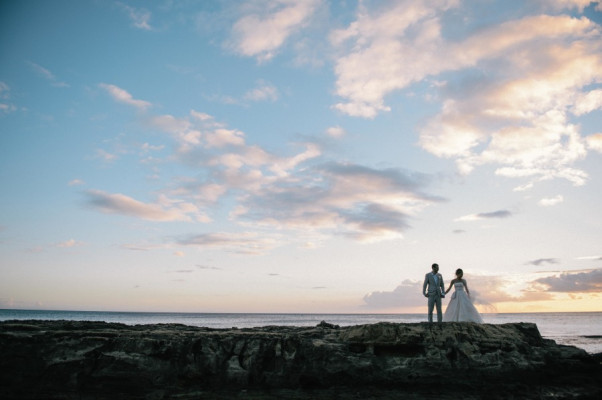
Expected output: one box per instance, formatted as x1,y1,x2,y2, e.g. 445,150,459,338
443,282,483,323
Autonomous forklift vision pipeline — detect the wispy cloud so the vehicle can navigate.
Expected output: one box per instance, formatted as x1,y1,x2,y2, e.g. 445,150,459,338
228,0,320,62
196,265,222,271
325,126,346,138
176,232,279,255
526,258,560,266
85,190,209,222
0,82,17,113
68,179,85,186
94,149,118,162
27,62,69,87
116,2,152,30
244,80,279,102
538,195,564,207
99,83,151,110
56,239,84,248
455,209,512,222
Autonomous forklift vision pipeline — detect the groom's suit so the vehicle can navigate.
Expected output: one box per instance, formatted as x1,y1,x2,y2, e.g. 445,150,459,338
423,272,445,323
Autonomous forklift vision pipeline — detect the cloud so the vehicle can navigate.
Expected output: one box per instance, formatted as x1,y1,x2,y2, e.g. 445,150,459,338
586,133,602,153
236,162,442,242
330,0,459,117
244,80,279,102
99,83,151,110
527,258,560,266
228,0,320,62
577,255,602,261
363,279,425,309
94,149,118,162
416,15,599,186
534,269,602,293
538,195,564,206
455,209,512,222
85,190,209,222
176,232,279,255
27,62,69,87
117,2,152,30
68,179,85,186
330,3,600,186
0,82,17,113
146,108,443,243
196,265,222,271
325,126,346,138
56,239,84,248
544,0,598,12
466,274,554,305
363,272,556,311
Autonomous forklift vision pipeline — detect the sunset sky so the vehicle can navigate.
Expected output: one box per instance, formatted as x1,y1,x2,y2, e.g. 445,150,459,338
1,0,601,314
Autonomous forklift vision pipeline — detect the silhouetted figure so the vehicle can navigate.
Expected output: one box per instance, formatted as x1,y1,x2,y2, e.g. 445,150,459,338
443,268,483,323
423,263,445,323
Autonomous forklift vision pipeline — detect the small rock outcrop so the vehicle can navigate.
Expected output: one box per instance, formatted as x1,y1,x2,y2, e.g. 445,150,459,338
0,320,599,399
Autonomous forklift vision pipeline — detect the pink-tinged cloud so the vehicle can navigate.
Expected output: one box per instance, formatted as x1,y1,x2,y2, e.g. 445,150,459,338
535,269,602,293
85,190,207,222
229,0,320,62
56,239,83,248
99,83,151,110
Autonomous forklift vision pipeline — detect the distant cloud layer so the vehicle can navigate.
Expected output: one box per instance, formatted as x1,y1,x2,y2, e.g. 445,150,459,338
364,268,602,311
535,269,602,293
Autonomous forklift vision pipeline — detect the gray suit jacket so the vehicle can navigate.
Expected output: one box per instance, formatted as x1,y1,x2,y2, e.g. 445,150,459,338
423,272,445,297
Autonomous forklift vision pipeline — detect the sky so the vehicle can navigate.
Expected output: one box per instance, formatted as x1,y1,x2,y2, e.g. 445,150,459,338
1,0,601,314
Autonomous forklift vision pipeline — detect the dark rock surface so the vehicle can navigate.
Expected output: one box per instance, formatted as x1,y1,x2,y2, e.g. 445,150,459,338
0,320,600,399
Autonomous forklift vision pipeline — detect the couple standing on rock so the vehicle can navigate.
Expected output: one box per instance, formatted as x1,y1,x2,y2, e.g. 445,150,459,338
423,263,483,324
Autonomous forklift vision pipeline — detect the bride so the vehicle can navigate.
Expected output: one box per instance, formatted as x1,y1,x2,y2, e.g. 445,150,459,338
443,268,483,323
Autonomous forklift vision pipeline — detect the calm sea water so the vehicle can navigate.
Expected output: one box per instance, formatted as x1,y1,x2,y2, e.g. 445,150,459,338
1,309,600,354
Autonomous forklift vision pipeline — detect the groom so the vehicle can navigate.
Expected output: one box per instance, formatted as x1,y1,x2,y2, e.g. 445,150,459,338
423,263,445,323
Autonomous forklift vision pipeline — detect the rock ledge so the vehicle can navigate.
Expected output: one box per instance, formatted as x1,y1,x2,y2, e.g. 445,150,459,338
1,320,600,399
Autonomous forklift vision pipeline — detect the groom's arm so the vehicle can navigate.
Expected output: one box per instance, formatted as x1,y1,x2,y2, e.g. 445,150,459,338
422,274,428,297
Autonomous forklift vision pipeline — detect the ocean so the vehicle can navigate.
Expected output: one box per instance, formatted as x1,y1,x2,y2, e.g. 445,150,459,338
1,309,600,354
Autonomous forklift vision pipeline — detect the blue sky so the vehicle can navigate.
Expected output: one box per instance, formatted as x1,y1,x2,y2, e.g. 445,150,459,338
1,0,601,313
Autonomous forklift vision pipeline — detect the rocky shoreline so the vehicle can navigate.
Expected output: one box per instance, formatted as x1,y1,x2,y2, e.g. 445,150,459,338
1,320,600,399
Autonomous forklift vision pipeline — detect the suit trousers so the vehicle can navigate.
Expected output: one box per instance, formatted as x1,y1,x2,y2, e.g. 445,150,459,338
427,294,442,323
